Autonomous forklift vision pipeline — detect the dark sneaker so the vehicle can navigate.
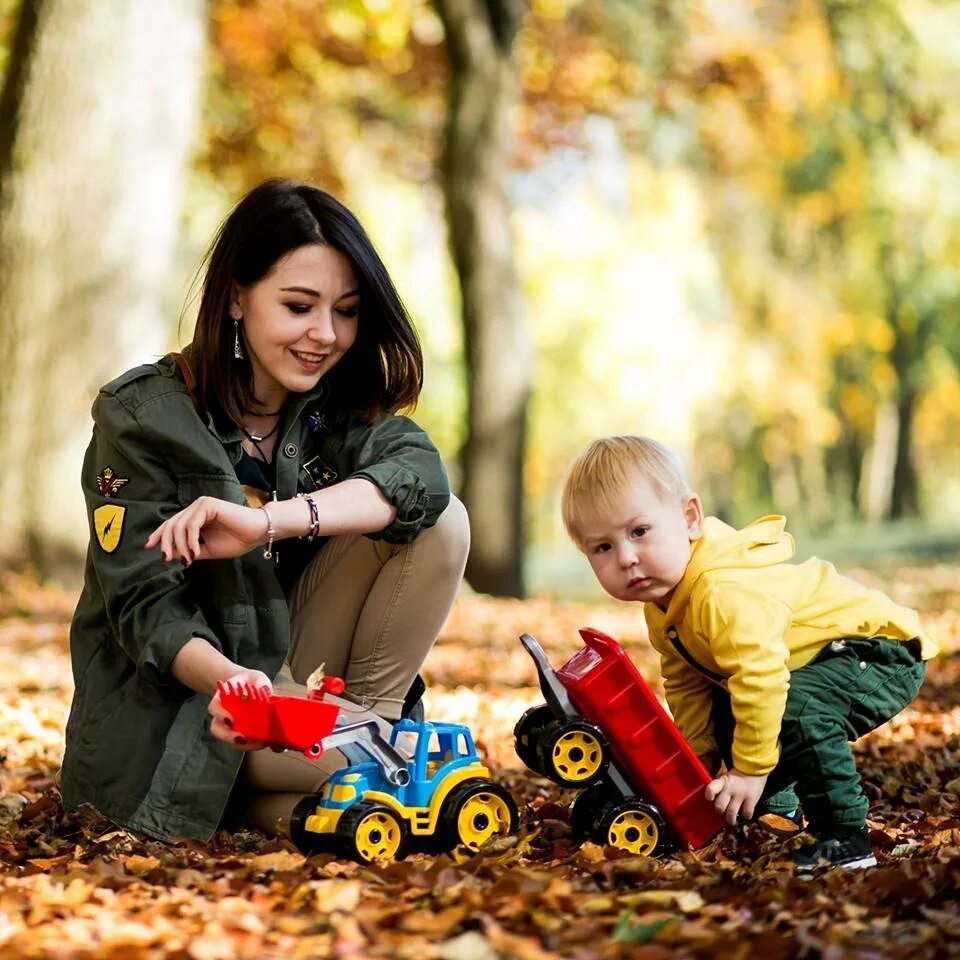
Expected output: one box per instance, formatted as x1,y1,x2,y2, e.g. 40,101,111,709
790,826,877,871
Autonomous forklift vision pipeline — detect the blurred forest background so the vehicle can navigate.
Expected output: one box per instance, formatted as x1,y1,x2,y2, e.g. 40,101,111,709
1,0,959,600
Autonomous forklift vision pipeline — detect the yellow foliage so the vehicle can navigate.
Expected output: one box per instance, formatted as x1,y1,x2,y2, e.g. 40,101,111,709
866,319,895,353
872,359,897,394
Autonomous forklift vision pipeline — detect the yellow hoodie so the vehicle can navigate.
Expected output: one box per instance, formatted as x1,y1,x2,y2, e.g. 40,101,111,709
643,515,937,776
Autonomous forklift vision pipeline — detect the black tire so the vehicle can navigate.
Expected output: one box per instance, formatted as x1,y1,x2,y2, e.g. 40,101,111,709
290,793,334,856
569,782,619,840
537,719,608,788
440,780,518,854
336,801,410,863
597,799,671,857
514,704,554,774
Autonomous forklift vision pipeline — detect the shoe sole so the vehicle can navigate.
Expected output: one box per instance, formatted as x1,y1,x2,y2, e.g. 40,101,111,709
795,854,877,872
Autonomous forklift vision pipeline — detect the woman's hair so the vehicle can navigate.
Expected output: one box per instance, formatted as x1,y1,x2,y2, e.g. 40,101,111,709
561,435,692,548
189,178,423,427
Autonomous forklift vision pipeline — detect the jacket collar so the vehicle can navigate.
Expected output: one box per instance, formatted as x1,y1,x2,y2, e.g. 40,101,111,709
166,346,328,455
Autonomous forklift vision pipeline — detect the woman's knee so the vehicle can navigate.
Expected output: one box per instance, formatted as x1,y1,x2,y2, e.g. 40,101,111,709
420,494,470,569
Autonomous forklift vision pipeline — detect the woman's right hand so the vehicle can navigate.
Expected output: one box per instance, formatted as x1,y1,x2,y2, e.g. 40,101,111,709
209,668,272,752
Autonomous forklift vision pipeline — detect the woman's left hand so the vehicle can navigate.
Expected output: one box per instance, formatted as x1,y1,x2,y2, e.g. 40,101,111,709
145,496,267,563
209,667,272,751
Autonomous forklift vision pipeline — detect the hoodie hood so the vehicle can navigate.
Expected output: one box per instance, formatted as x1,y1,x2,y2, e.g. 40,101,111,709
665,515,795,622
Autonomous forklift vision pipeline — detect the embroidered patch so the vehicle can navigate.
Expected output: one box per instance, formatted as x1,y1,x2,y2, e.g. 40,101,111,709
307,410,327,436
93,504,126,553
96,466,129,498
301,456,338,490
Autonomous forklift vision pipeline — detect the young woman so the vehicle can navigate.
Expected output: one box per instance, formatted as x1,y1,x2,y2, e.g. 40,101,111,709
60,179,469,841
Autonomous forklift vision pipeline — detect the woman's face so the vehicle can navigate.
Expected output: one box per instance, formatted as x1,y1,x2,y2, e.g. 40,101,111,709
232,243,359,407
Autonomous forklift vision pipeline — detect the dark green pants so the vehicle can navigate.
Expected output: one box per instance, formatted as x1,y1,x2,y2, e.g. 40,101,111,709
713,638,925,831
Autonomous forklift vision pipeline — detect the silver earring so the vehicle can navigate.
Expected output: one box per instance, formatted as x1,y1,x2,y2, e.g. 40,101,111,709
233,319,244,360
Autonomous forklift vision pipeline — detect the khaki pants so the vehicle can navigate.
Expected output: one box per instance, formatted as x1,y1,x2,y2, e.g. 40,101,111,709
234,496,470,834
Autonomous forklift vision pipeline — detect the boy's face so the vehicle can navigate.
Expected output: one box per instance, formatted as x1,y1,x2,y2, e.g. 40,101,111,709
579,473,703,606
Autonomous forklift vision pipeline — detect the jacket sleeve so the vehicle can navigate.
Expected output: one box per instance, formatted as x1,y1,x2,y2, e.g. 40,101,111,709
82,391,222,693
695,582,793,775
343,414,451,543
652,625,718,758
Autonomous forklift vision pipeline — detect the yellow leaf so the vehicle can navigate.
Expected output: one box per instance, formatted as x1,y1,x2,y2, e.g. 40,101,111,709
246,850,305,873
123,855,161,874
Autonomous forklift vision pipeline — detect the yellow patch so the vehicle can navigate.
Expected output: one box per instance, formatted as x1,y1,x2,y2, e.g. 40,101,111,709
93,504,126,553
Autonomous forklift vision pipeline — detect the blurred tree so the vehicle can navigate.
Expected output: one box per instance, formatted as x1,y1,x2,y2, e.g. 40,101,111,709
200,0,642,597
664,0,960,527
0,0,206,575
433,0,529,597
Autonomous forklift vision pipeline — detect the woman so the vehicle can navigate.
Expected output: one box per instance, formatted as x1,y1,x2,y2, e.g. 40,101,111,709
60,179,469,841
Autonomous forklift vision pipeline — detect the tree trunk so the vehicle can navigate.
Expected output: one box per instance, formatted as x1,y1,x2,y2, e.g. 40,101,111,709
433,0,530,598
859,400,898,523
0,0,206,577
890,386,919,519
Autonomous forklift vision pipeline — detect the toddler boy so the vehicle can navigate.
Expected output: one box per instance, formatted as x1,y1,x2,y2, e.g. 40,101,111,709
561,435,936,870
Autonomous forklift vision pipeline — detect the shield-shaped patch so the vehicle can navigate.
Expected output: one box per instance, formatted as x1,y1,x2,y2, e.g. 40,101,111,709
93,504,126,554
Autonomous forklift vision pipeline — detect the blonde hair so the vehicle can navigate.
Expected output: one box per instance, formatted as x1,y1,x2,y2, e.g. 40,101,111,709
561,436,692,548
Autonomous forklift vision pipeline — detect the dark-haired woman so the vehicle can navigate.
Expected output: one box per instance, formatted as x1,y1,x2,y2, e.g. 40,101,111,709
60,179,469,841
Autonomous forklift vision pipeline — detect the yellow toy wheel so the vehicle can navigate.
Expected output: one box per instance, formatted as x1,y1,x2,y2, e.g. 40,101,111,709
600,801,665,857
339,803,409,862
539,720,607,787
442,781,518,853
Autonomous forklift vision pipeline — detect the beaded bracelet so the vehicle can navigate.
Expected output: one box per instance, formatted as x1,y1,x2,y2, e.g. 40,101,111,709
297,493,320,541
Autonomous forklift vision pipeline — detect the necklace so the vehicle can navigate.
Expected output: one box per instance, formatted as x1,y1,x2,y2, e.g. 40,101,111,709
243,418,281,443
241,414,282,464
241,405,283,443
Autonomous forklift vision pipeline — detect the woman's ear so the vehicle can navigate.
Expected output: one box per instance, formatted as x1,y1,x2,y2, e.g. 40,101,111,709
229,284,243,321
684,494,704,540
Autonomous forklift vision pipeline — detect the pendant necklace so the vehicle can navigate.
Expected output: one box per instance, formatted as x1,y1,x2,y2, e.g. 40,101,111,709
242,409,283,462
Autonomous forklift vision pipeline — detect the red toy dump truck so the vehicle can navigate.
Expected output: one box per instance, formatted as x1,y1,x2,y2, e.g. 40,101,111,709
515,628,725,856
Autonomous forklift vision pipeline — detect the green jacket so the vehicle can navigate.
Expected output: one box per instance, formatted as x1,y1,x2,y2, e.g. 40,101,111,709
60,352,450,841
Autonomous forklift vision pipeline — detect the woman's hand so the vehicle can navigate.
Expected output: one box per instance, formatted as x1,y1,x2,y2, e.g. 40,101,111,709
145,497,267,563
209,668,272,752
705,768,769,825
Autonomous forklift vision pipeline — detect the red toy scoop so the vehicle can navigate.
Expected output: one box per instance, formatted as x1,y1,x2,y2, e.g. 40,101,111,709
217,680,342,758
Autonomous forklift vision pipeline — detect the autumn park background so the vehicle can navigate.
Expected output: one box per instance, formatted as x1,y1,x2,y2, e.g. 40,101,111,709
2,1,960,958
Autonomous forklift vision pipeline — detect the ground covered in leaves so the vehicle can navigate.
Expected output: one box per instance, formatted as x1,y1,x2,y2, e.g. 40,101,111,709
2,565,960,959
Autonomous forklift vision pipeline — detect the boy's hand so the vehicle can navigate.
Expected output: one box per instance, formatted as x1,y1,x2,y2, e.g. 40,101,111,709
705,769,768,825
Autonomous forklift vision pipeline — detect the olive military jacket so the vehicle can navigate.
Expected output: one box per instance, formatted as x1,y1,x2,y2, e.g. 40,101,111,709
60,352,450,841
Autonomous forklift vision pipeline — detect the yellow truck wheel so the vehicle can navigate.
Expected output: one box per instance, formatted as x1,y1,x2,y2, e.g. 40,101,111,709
598,800,669,857
338,802,410,862
441,781,518,853
538,720,607,788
